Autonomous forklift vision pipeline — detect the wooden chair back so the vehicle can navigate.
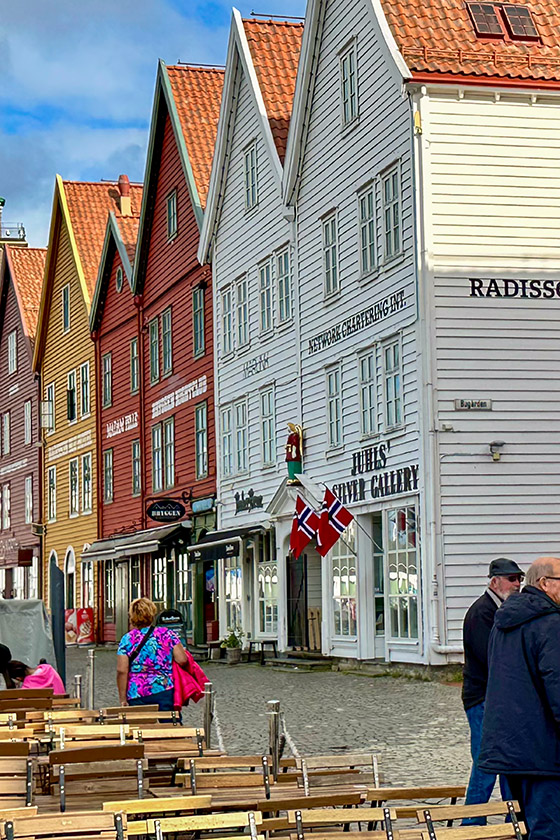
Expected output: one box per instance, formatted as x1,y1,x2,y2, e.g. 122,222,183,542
0,810,125,840
127,809,262,839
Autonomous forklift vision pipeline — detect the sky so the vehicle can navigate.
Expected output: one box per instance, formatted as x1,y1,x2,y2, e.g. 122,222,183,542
0,0,307,247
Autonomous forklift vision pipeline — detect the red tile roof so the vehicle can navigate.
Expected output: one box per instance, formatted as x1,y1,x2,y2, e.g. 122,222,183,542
117,214,142,264
6,246,46,341
62,180,143,299
166,67,225,208
382,0,560,82
243,19,304,162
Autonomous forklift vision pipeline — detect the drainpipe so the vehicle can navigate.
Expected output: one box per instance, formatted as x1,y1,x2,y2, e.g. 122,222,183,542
135,295,146,531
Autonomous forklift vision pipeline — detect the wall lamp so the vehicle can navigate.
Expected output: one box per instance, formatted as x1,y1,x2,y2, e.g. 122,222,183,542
489,440,505,462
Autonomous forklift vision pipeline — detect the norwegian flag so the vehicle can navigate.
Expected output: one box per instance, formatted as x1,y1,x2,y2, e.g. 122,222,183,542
317,487,354,557
290,495,320,559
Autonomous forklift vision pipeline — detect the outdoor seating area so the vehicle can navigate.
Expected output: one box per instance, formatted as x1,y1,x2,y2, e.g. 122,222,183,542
0,686,526,840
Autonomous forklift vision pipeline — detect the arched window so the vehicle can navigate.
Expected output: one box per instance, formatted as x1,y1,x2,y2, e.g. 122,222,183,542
65,548,76,610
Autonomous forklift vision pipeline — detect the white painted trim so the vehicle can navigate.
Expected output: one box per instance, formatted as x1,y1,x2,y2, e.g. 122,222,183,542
367,0,411,80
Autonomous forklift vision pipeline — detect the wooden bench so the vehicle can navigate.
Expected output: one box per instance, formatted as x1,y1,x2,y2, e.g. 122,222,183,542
0,755,33,809
177,757,273,799
247,640,278,665
0,810,126,840
102,793,212,816
127,809,263,839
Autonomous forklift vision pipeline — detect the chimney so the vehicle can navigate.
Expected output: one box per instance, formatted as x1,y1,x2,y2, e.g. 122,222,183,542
118,174,132,216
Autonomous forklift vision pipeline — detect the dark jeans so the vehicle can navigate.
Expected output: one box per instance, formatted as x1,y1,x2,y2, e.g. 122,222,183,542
129,687,175,712
463,701,512,826
507,775,560,840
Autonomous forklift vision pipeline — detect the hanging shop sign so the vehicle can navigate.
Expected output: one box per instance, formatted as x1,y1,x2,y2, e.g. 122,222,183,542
308,289,406,354
192,497,215,514
333,441,418,505
191,541,240,561
469,278,560,299
147,499,186,523
234,489,264,514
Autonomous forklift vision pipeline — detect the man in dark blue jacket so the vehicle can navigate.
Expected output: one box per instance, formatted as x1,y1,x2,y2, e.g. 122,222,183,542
479,557,560,839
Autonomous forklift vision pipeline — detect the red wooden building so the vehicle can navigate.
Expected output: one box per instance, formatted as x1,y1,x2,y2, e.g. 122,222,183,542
0,244,45,598
86,63,224,645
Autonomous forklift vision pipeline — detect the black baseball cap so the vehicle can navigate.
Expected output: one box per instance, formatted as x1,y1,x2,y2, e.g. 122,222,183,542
488,558,525,578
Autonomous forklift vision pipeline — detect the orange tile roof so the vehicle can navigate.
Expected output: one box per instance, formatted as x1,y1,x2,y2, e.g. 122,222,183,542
116,214,142,264
62,180,143,299
6,246,46,341
381,0,560,82
243,19,304,162
166,67,225,208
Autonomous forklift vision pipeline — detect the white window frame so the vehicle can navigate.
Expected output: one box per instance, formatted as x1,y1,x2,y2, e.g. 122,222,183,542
152,424,163,493
387,505,419,641
45,383,55,435
193,287,205,357
322,214,339,297
221,288,233,355
244,142,258,210
69,457,79,517
81,453,92,514
383,335,403,430
7,331,17,375
359,185,376,275
221,406,233,478
260,387,275,467
102,353,112,408
340,42,358,126
195,401,208,480
67,369,77,424
163,416,175,490
382,164,402,261
2,412,10,456
48,466,56,522
331,521,358,638
80,362,90,417
162,307,173,376
276,248,291,323
259,259,273,333
130,337,139,393
132,439,141,497
24,400,32,445
82,560,94,608
2,485,10,530
236,278,249,347
359,348,377,438
24,475,33,525
103,448,114,504
167,189,178,239
149,317,160,384
62,284,70,333
235,399,248,474
326,364,342,449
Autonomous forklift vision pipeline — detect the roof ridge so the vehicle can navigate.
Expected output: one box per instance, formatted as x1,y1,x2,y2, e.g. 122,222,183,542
167,65,225,72
62,179,144,186
242,17,304,26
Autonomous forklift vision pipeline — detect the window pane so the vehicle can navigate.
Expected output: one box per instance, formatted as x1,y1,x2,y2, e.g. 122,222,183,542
162,309,172,374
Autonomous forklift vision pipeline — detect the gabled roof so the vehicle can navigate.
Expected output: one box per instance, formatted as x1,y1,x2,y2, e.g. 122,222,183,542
3,246,46,342
33,176,142,370
381,0,560,83
132,61,225,295
90,209,142,333
198,9,303,264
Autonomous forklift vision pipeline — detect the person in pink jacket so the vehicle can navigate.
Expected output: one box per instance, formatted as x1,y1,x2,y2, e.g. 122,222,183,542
6,659,65,695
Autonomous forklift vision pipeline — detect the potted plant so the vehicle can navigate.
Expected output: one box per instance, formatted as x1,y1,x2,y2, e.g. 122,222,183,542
220,628,244,664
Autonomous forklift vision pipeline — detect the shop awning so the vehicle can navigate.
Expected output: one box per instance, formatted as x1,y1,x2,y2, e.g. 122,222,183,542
186,525,264,561
82,521,192,562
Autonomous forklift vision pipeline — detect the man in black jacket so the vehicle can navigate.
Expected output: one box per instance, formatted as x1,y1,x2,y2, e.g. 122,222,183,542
462,557,524,823
479,557,560,839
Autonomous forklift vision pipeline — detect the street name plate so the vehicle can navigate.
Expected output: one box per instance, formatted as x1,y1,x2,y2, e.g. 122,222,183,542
454,398,492,410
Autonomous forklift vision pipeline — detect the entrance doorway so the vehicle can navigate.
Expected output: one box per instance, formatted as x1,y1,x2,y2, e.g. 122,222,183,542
287,553,307,649
115,562,129,640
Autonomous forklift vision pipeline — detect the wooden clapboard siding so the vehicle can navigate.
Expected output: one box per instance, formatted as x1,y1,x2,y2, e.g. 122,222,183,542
141,109,216,509
424,90,560,644
294,0,419,660
41,216,97,604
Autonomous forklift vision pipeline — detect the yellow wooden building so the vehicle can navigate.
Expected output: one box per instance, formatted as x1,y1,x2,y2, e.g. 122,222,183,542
33,175,142,632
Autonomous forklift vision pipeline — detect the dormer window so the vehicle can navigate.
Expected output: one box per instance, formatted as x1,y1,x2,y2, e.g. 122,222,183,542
467,2,539,41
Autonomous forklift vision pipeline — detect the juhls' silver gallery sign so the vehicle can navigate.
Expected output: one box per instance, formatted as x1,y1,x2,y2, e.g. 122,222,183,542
454,399,492,411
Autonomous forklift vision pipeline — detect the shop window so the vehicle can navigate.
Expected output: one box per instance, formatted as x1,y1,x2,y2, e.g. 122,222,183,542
177,552,193,638
152,555,167,609
65,549,76,610
82,560,94,608
105,560,115,622
372,512,385,636
331,520,357,637
387,506,419,640
257,531,277,635
225,555,242,631
131,557,141,601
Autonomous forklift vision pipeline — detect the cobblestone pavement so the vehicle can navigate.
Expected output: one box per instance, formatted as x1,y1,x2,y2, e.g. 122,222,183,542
67,647,471,787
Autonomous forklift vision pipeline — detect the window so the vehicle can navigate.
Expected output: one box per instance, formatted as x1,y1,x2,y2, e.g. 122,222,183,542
332,520,357,636
1,485,9,529
152,555,167,609
384,338,402,428
257,532,277,635
24,401,32,445
2,413,10,456
105,560,115,622
236,279,249,347
69,458,79,517
177,553,193,637
221,407,233,477
327,365,342,448
67,370,77,422
80,362,90,416
62,284,70,332
82,560,94,608
132,439,141,496
64,550,76,610
260,388,275,466
502,4,539,38
24,476,33,525
115,266,123,293
221,289,233,355
45,383,55,434
359,187,375,274
225,555,242,630
103,449,114,503
130,338,139,393
340,45,358,125
259,260,272,333
382,167,401,260
152,424,163,492
323,215,338,296
244,143,258,210
467,2,504,35
235,400,248,473
162,308,172,375
388,506,419,640
131,557,141,601
195,402,208,479
277,249,291,322
102,353,112,408
7,331,16,374
48,467,56,522
163,417,175,489
149,318,159,384
359,351,376,437
193,287,205,357
167,190,177,238
81,453,92,513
